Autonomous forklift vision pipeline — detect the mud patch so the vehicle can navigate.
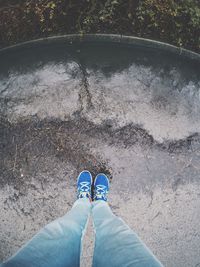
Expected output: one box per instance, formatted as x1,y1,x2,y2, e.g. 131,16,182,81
1,115,200,190
0,117,112,189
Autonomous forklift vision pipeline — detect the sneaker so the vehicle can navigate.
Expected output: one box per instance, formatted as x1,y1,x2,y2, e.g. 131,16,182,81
94,173,110,201
77,170,92,199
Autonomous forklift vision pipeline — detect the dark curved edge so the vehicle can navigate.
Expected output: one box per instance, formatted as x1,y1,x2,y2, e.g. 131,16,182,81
0,34,200,62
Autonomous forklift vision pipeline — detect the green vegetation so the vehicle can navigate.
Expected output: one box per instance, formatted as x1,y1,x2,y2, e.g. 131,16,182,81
0,0,199,52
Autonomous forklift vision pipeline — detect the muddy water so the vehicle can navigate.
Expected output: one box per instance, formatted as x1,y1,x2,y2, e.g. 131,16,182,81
0,42,200,267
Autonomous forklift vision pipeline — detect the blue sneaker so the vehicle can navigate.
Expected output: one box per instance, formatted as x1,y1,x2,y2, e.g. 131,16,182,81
77,170,92,199
94,173,110,201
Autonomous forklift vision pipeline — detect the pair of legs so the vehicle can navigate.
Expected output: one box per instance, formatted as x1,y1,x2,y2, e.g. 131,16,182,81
0,171,163,267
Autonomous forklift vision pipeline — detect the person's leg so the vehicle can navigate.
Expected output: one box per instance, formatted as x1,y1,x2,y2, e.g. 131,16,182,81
92,174,163,267
1,171,92,267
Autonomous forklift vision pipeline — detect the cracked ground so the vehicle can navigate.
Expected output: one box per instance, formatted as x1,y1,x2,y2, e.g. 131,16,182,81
0,41,200,267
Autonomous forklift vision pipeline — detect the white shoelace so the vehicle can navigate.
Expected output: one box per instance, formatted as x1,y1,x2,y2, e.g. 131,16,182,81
79,181,90,192
95,184,107,195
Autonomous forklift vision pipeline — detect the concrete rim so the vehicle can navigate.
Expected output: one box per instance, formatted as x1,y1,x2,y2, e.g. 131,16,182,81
0,34,200,61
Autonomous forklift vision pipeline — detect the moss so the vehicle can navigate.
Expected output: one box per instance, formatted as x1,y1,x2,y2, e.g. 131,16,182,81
0,0,199,53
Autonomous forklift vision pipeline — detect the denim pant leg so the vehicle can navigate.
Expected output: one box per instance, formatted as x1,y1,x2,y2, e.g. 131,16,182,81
1,198,91,267
92,200,163,267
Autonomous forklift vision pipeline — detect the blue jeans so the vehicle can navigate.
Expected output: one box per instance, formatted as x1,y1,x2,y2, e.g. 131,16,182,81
1,199,163,267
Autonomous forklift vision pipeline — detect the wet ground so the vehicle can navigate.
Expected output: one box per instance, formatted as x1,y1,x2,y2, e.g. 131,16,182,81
0,41,200,267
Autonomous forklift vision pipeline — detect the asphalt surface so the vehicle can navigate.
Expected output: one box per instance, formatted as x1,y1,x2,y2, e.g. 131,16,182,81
0,41,200,267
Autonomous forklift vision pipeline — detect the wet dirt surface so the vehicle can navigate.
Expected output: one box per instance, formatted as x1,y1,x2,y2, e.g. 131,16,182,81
0,42,200,267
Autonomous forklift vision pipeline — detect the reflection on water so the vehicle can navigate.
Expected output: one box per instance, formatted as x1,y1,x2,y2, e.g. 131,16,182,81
0,43,199,142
